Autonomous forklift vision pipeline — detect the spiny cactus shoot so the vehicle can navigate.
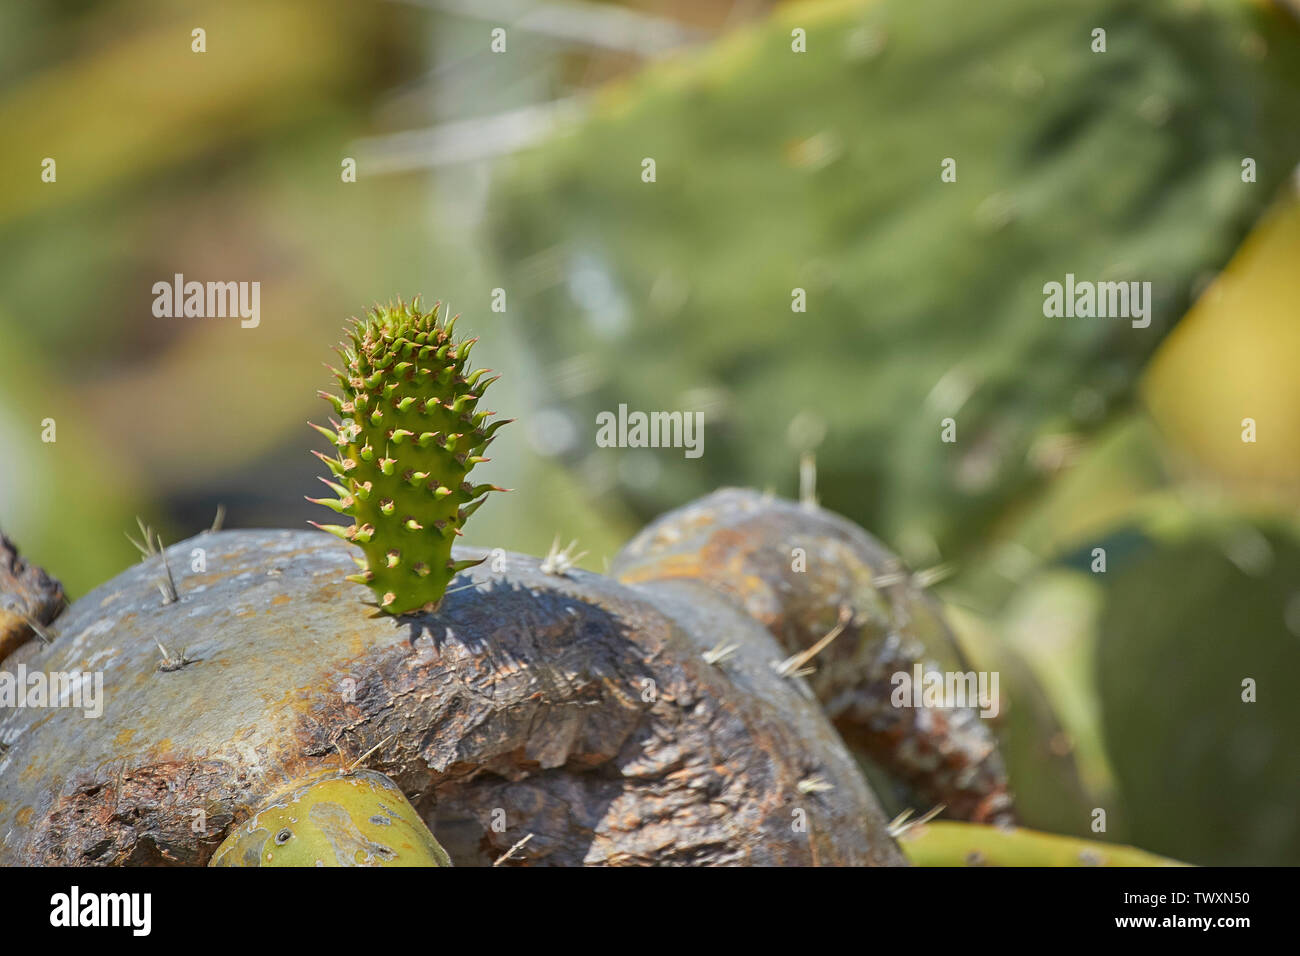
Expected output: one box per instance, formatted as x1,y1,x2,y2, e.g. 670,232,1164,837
310,299,508,614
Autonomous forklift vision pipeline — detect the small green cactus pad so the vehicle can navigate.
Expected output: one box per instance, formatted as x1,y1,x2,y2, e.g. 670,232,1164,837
210,768,452,867
310,299,508,614
1091,513,1300,866
897,821,1186,867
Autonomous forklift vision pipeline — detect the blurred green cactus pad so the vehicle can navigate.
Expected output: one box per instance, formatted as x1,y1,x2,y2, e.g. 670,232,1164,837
1092,511,1300,865
489,0,1300,563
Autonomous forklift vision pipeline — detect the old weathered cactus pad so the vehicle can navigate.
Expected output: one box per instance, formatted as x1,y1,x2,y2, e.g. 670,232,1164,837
0,522,903,865
615,488,1018,824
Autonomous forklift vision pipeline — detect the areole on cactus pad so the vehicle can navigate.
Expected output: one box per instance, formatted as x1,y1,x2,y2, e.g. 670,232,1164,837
309,299,510,614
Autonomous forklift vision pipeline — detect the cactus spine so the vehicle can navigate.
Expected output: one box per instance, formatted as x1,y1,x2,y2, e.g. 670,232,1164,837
310,298,509,614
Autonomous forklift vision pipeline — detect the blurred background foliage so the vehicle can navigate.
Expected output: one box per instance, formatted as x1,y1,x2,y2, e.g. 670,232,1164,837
0,0,1297,864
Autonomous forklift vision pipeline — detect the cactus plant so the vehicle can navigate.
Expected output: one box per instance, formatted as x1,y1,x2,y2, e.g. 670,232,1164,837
309,298,509,614
0,512,908,865
0,485,1036,864
0,299,1087,866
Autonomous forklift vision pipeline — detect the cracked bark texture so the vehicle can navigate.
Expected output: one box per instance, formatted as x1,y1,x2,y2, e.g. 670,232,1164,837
0,513,905,866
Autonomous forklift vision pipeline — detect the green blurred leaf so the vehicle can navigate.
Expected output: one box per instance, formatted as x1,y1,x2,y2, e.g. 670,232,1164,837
1094,512,1300,865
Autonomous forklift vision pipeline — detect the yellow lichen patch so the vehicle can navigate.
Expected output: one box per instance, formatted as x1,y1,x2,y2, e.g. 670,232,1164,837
616,553,703,585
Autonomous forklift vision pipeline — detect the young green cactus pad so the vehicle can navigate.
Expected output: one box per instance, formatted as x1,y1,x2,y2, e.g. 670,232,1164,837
210,768,452,867
896,821,1186,867
310,298,508,614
